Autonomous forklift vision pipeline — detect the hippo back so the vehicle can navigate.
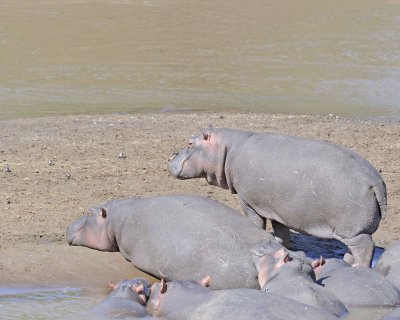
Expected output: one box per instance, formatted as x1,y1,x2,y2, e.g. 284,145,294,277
230,131,385,238
107,195,272,289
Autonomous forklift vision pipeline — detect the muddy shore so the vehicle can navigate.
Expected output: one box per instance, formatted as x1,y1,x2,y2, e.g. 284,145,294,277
0,113,399,286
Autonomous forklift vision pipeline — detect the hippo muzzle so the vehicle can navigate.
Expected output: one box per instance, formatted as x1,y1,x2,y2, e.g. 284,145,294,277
66,215,87,245
167,152,185,178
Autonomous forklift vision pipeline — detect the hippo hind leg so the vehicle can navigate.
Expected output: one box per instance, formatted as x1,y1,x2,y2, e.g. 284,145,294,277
341,233,375,268
271,220,291,248
240,200,267,230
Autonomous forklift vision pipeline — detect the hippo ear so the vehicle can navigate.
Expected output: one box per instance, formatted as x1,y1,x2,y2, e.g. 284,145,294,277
275,248,290,266
135,283,144,294
109,281,117,290
200,129,209,140
311,256,326,269
100,207,107,219
160,279,167,294
200,125,213,140
200,275,212,287
283,252,291,264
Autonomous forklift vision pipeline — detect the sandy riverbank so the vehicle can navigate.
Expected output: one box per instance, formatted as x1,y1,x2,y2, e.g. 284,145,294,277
0,112,399,286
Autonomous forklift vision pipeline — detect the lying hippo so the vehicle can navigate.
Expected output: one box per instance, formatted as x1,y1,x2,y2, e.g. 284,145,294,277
314,258,400,307
66,194,279,289
251,239,348,317
168,127,387,267
91,278,151,319
147,278,339,320
375,240,400,290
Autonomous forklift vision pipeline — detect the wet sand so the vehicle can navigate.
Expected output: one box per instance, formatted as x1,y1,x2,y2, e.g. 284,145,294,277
0,112,399,286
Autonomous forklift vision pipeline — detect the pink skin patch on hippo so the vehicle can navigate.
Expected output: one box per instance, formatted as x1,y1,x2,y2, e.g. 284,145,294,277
257,248,290,288
200,276,212,288
148,280,167,315
310,257,326,278
73,208,116,251
184,132,228,189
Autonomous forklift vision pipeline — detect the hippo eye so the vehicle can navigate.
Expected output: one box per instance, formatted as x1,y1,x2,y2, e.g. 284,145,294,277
188,142,193,148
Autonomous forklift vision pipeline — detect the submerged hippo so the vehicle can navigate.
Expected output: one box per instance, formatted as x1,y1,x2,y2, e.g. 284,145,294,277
251,239,348,317
91,278,151,319
66,194,280,289
146,278,339,320
168,127,387,267
314,258,400,307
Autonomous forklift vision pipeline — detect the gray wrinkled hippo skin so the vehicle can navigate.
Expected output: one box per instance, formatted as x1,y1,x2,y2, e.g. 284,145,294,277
147,278,339,320
375,240,400,290
384,307,400,320
314,258,400,307
252,240,348,317
66,194,278,289
91,278,151,319
168,127,387,267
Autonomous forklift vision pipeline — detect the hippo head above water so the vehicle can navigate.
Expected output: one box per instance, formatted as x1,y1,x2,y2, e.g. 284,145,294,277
66,205,118,252
108,278,151,306
147,276,212,317
251,239,292,287
251,239,323,288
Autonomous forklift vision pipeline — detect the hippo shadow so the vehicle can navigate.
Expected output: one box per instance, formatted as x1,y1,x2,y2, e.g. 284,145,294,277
288,232,384,267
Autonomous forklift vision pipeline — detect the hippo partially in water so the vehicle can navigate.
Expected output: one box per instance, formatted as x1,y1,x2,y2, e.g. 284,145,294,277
91,278,151,319
251,239,348,317
146,277,339,320
168,127,387,267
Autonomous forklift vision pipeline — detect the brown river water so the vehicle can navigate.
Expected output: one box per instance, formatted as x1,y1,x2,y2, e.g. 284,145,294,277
0,1,399,318
0,286,393,320
0,0,400,119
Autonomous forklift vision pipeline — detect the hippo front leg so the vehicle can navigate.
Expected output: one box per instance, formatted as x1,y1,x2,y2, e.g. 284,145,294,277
271,221,291,248
240,200,266,230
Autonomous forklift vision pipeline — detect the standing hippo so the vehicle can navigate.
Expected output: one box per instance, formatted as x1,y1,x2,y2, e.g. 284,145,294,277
251,239,348,317
66,194,278,289
375,240,400,290
168,127,387,267
146,278,339,320
313,258,400,307
91,278,151,319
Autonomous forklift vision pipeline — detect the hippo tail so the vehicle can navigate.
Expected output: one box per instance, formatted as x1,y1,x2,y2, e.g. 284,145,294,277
372,183,387,220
